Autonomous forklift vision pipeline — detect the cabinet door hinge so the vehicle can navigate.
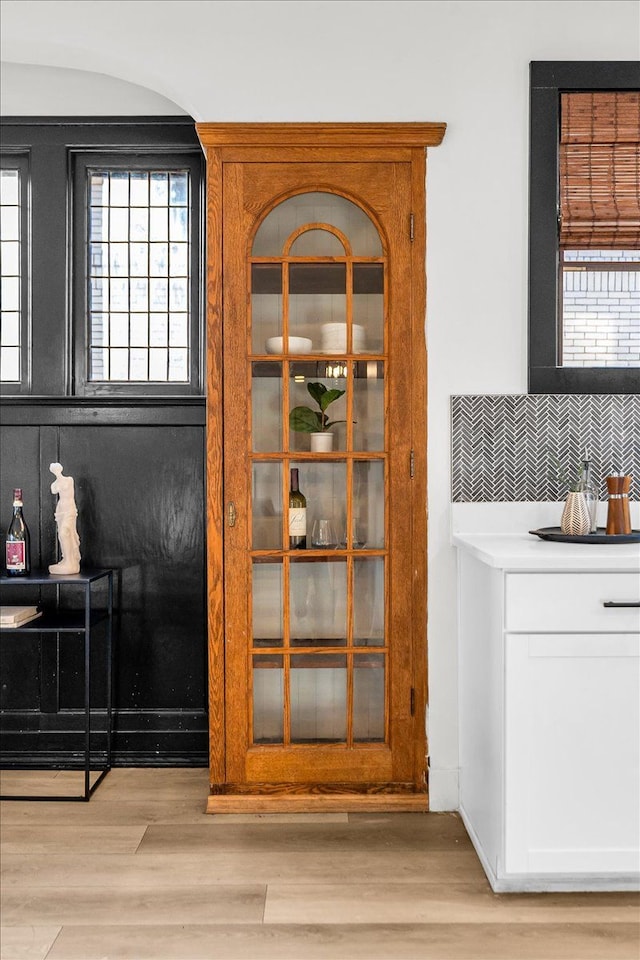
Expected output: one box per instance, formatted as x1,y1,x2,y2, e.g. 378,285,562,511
409,213,415,242
410,449,415,479
410,687,416,716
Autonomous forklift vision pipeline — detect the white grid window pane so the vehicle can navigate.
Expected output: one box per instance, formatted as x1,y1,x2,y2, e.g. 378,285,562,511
87,167,191,382
1,169,22,383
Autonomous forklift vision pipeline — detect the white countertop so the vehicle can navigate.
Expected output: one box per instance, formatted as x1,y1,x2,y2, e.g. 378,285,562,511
452,531,640,571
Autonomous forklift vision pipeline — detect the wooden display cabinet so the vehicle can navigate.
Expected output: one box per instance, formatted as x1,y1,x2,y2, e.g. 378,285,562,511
196,124,446,812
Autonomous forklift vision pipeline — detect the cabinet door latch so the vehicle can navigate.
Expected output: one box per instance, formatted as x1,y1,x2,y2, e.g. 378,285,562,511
409,213,415,242
410,449,415,479
227,502,237,528
410,687,416,716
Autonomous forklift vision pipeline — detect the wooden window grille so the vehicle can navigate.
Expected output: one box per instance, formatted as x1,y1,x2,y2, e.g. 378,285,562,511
559,92,640,249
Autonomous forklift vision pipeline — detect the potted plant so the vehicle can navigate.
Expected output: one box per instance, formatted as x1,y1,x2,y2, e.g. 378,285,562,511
289,382,347,452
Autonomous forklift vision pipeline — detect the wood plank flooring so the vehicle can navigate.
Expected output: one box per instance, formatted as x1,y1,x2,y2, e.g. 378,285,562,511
1,768,638,960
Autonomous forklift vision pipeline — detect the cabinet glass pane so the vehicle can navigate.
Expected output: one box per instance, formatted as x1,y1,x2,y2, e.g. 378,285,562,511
252,264,282,354
290,654,347,743
353,654,385,742
253,655,283,744
252,561,283,648
289,229,345,257
252,361,282,452
352,264,384,355
289,364,348,453
353,361,384,452
351,460,385,549
252,462,282,549
353,558,385,646
290,461,347,539
290,559,347,647
252,192,382,258
289,264,346,349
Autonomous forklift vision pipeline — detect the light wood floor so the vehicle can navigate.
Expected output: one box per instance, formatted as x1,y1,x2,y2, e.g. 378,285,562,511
1,768,638,960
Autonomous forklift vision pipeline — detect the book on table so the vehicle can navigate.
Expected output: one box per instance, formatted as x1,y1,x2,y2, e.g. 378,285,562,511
0,605,43,627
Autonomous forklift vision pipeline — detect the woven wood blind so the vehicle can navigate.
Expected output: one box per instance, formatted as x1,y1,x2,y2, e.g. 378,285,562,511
559,92,640,249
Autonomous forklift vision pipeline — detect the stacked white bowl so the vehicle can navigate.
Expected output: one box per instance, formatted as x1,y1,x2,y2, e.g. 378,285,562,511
321,323,366,354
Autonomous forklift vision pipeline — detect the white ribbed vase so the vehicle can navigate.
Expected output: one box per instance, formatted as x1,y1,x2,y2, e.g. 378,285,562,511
560,491,592,536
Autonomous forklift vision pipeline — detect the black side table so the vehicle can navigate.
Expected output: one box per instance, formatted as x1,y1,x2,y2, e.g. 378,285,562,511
0,568,113,801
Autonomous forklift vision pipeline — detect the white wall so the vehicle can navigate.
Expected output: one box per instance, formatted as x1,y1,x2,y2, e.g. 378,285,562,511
2,0,639,809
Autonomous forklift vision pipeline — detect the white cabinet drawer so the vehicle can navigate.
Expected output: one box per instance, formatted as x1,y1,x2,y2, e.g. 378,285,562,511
505,572,640,632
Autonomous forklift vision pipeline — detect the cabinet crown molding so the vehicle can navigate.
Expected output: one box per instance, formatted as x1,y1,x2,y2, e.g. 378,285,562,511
196,122,446,149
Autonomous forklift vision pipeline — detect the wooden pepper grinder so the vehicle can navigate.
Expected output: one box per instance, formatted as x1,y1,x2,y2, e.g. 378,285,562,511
606,473,632,535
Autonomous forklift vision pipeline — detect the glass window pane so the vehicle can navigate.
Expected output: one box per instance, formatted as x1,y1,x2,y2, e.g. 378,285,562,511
90,207,107,242
350,460,385,548
168,348,188,381
252,362,282,453
252,264,282,354
289,364,347,453
353,653,385,742
253,461,282,550
109,313,129,347
169,207,188,242
252,192,382,258
130,314,149,347
353,361,385,452
252,560,283,648
130,172,149,207
129,348,148,381
109,172,129,206
170,173,189,205
150,173,169,206
0,346,20,381
290,654,347,743
289,229,345,257
290,461,347,549
562,254,640,368
289,264,346,349
0,170,19,205
169,279,188,311
130,243,149,277
170,242,189,276
110,348,129,380
0,205,19,240
129,207,149,241
2,312,20,345
149,348,168,380
130,279,149,312
150,313,168,346
109,208,129,242
149,207,168,241
253,655,283,745
353,263,384,354
169,314,188,347
150,242,168,276
1,241,20,276
290,559,347,646
1,276,19,312
354,558,385,646
109,243,128,277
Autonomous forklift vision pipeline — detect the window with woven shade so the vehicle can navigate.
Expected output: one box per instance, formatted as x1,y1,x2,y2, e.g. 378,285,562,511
529,62,640,394
559,92,640,249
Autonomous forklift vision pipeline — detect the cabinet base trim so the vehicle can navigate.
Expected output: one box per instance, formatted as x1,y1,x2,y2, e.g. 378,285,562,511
207,790,428,814
460,805,640,892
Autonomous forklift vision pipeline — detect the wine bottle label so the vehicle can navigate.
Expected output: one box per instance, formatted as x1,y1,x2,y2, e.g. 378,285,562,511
6,542,26,570
289,508,307,536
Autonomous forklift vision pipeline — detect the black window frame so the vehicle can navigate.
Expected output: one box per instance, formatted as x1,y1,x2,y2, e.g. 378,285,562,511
0,151,31,395
0,117,204,399
528,61,640,394
72,150,203,397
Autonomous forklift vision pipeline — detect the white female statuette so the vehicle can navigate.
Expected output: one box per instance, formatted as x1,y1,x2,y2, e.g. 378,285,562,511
49,462,81,575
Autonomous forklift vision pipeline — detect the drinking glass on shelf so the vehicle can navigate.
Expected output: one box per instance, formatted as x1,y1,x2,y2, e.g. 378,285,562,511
339,519,366,550
311,519,337,549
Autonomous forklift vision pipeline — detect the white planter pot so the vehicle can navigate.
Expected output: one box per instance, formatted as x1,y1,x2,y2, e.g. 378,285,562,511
310,432,334,453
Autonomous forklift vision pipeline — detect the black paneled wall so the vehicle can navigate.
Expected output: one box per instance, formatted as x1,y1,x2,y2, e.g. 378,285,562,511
0,404,207,765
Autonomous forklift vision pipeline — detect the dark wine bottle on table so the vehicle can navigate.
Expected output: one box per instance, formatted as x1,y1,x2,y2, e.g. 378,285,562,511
5,488,31,576
288,469,307,550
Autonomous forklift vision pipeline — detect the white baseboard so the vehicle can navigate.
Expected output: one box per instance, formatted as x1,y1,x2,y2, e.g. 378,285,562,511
428,766,459,811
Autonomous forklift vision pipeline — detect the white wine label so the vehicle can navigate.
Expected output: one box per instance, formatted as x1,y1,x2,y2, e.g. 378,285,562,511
6,542,26,569
289,508,307,536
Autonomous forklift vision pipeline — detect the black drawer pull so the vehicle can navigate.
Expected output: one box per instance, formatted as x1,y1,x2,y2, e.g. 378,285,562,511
603,601,640,608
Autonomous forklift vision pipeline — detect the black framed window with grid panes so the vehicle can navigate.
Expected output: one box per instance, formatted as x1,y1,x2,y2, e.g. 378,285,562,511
0,154,30,392
73,153,202,395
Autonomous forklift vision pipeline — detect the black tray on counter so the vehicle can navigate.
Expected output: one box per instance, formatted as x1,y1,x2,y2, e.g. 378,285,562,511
529,527,640,545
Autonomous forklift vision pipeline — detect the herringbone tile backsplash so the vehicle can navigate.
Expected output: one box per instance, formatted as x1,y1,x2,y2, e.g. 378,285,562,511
451,395,640,502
